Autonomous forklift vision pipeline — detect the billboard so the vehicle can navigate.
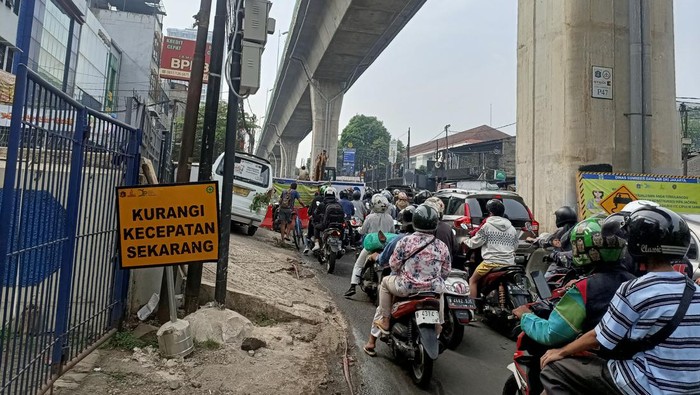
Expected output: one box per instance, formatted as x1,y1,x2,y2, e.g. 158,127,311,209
160,36,212,83
342,149,356,176
577,172,700,218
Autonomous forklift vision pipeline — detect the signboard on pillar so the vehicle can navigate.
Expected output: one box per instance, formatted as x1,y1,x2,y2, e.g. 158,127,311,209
342,149,356,176
591,66,613,100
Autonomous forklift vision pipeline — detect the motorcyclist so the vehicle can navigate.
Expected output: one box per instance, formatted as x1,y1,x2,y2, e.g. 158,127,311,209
542,206,579,279
304,186,327,254
424,197,455,262
351,190,366,221
363,204,451,356
539,206,700,395
382,190,398,219
463,199,519,300
338,190,355,220
513,217,634,346
373,206,416,268
395,191,410,211
344,194,395,298
312,187,345,252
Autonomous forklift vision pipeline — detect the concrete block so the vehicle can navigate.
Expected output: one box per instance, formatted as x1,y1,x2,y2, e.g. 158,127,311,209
183,307,253,345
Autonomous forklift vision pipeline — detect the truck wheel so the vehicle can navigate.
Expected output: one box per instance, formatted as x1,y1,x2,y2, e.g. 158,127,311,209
247,226,257,236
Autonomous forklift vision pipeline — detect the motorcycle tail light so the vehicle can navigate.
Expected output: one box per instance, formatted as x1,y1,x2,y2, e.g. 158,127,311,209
331,230,341,238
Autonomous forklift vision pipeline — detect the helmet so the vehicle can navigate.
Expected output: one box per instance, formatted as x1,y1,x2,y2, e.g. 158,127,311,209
424,197,445,217
393,189,401,196
625,206,690,260
414,190,432,205
325,187,337,197
413,204,439,233
486,199,505,217
352,190,361,200
554,206,578,228
320,185,327,195
399,205,416,231
620,200,659,214
397,192,408,201
601,212,628,240
339,190,348,199
371,194,389,213
570,218,625,267
381,190,394,204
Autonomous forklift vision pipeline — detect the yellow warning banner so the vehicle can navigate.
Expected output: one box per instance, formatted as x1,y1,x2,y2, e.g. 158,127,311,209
577,172,700,218
116,182,220,268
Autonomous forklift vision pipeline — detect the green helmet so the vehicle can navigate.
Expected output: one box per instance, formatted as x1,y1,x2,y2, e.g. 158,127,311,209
319,185,327,195
570,217,625,267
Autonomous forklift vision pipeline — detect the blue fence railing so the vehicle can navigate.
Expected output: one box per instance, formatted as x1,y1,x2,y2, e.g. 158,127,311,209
0,65,141,394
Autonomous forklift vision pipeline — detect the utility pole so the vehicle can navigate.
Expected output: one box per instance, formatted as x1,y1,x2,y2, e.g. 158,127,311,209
681,103,689,176
178,0,212,314
183,0,228,314
215,1,245,305
406,127,411,172
444,124,450,174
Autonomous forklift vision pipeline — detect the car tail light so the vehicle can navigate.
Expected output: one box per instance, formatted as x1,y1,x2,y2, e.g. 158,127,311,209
454,215,471,230
525,206,539,235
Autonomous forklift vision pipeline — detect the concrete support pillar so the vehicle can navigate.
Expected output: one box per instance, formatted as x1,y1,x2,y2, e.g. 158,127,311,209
310,79,344,181
516,0,678,230
269,150,282,178
281,138,300,179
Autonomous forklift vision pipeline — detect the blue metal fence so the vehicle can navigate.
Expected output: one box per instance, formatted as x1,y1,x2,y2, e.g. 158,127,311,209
0,65,141,394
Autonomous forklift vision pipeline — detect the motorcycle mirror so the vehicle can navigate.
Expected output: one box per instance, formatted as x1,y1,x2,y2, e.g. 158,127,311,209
530,271,552,300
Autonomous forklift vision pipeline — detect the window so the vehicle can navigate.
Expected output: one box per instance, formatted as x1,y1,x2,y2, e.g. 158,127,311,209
217,156,271,188
0,43,5,71
5,49,13,72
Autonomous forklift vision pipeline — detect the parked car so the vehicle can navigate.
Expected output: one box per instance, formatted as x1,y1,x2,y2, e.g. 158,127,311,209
681,215,700,281
212,151,272,236
435,189,539,270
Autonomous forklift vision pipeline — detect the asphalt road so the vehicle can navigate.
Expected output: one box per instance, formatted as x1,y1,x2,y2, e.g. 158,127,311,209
298,247,515,395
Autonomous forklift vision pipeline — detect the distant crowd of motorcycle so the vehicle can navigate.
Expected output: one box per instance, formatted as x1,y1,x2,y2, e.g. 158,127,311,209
272,187,699,393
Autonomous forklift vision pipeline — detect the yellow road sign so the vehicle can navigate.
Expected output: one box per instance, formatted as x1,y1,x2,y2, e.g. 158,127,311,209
599,185,638,214
116,182,220,269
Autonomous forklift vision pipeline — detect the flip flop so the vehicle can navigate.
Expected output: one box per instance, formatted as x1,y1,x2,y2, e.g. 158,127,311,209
363,345,376,357
372,320,390,335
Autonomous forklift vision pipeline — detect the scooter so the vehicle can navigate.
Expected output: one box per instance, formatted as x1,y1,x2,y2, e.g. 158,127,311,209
476,263,534,339
441,269,475,349
314,223,345,274
379,292,444,388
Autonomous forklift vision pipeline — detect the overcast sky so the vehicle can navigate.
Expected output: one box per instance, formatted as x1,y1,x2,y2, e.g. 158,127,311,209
161,0,699,165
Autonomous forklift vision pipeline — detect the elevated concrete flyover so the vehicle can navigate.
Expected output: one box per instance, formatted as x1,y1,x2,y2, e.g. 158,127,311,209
256,0,426,178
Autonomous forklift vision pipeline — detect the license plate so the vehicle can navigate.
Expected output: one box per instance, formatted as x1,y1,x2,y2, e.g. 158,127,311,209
233,186,250,197
447,296,476,309
415,310,440,325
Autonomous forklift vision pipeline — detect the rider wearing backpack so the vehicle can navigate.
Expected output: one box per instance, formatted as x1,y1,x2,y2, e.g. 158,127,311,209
278,182,304,243
312,187,345,251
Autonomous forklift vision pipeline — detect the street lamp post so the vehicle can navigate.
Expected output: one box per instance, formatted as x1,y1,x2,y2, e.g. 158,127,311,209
276,30,289,72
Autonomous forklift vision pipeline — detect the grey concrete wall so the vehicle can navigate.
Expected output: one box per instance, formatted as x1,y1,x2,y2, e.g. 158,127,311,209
516,0,679,231
0,4,18,47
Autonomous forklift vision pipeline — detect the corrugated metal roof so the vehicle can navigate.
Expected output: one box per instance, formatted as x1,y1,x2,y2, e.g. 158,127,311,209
409,125,511,157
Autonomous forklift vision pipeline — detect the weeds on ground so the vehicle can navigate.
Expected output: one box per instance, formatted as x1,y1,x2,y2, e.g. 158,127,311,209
103,331,158,351
195,339,221,350
250,312,277,327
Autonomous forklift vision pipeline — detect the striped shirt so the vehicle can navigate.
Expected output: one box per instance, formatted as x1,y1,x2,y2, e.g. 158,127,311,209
595,271,700,395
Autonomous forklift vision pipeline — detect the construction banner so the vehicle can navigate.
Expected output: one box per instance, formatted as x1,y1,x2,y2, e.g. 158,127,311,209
577,172,700,218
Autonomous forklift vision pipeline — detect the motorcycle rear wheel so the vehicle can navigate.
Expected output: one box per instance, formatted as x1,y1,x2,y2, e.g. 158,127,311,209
326,251,336,274
411,343,434,388
441,309,465,350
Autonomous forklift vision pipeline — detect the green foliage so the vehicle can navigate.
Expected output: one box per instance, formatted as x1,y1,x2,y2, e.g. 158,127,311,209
105,331,158,351
339,115,392,170
249,189,274,212
196,339,221,350
173,101,258,162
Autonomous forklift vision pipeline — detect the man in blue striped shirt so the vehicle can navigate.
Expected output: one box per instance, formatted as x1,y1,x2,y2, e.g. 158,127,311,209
539,206,700,395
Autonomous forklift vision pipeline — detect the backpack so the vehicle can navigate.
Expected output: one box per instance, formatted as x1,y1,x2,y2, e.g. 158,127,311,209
279,190,292,209
323,202,345,226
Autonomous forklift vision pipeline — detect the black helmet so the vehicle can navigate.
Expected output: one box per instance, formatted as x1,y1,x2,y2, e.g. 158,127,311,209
339,190,348,199
352,190,361,200
625,206,690,260
602,212,628,240
414,190,432,205
399,206,416,232
555,206,578,228
413,204,439,233
486,199,505,217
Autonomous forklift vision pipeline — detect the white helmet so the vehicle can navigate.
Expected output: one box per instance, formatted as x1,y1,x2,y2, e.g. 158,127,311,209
620,200,659,214
371,194,389,213
424,196,445,215
324,186,337,197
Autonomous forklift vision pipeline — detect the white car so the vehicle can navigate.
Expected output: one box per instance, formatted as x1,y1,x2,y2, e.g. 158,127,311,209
682,215,700,280
212,152,272,236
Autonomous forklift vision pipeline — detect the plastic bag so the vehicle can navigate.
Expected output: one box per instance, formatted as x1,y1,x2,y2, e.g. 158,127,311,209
363,232,399,252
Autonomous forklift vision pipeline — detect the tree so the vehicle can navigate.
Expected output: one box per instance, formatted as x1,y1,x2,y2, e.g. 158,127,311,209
172,101,258,162
338,115,392,172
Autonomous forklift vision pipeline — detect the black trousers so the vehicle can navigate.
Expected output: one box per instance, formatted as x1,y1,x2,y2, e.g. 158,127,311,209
540,356,622,395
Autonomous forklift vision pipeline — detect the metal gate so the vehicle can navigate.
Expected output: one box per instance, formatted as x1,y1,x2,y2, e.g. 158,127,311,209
0,65,141,394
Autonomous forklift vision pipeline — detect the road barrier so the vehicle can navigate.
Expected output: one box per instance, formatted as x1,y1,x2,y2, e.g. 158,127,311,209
0,65,141,394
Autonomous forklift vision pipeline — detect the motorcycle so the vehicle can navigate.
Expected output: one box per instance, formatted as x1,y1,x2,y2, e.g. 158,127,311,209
359,232,391,304
347,217,363,251
314,223,345,274
503,270,562,395
441,269,475,349
379,292,444,388
476,263,534,339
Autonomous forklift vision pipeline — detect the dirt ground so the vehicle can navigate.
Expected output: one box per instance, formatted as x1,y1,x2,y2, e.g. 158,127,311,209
60,227,357,395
